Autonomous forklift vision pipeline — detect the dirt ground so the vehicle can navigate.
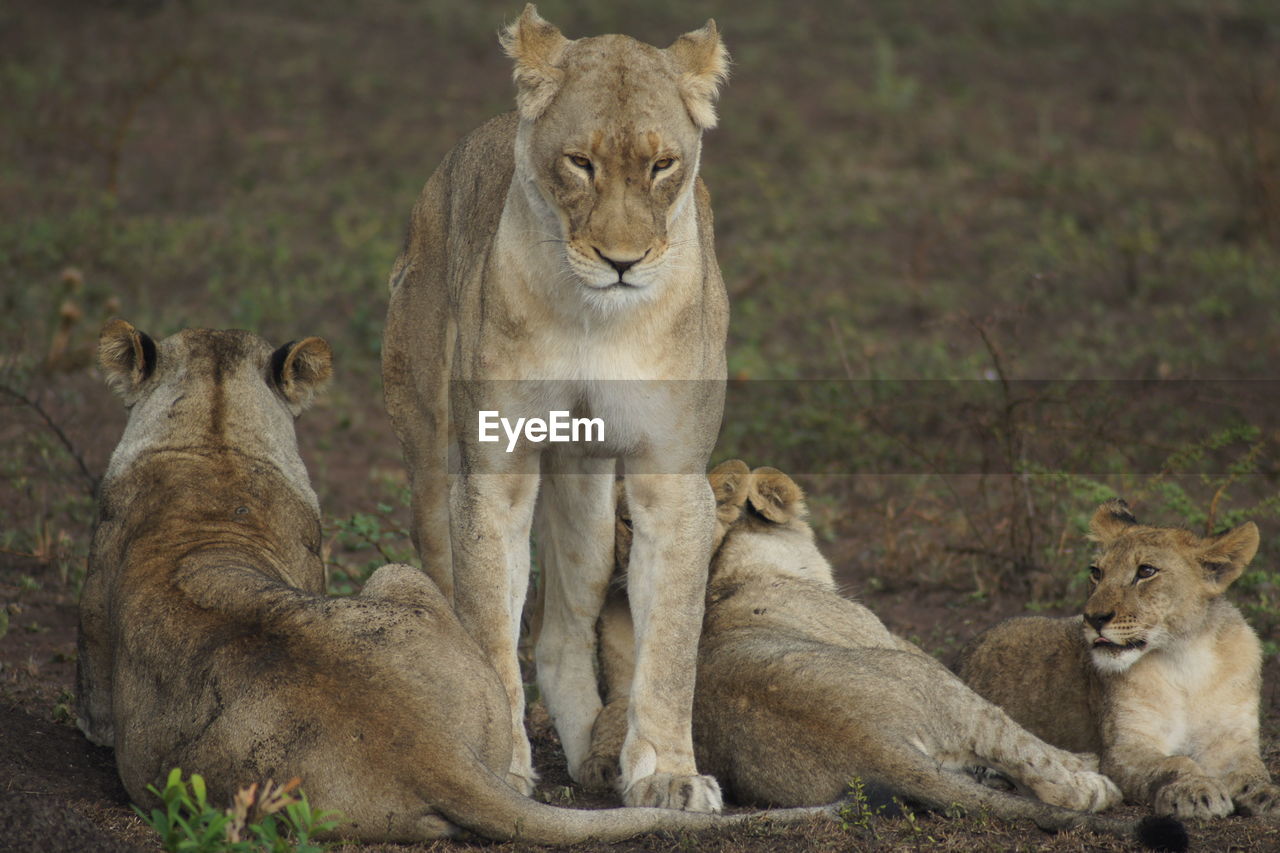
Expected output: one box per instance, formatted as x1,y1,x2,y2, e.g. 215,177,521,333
4,0,1280,851
2,551,1278,852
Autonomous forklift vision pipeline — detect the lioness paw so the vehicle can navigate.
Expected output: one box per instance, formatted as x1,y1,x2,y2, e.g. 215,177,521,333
577,753,620,792
1153,775,1233,819
623,773,722,813
1233,780,1280,817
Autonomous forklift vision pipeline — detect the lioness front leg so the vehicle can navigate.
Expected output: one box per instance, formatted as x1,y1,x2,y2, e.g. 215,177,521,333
618,471,721,812
450,465,541,795
532,454,617,780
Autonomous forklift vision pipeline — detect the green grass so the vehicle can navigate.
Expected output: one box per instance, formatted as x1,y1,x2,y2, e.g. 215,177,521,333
135,768,341,853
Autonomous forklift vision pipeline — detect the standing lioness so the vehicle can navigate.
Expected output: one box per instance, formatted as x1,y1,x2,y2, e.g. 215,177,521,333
958,500,1280,820
382,5,730,809
76,321,828,844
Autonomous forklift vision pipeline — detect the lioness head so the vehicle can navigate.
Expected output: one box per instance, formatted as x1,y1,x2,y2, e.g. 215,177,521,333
1082,498,1259,674
98,319,332,486
502,4,728,292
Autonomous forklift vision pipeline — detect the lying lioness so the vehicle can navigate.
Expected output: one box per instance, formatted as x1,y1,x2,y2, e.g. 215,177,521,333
75,322,826,844
584,462,1186,849
958,499,1280,820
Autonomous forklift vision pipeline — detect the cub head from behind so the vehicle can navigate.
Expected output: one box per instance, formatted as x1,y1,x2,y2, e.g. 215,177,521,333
1083,498,1259,674
97,318,332,499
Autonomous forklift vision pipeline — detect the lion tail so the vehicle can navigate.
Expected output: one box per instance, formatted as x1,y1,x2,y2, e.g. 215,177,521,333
428,757,831,845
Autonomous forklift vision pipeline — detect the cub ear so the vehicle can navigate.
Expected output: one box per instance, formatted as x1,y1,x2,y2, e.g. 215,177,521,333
1197,521,1259,591
271,337,333,415
1087,498,1138,543
708,459,750,547
747,466,805,524
98,318,157,402
500,4,570,122
667,20,730,130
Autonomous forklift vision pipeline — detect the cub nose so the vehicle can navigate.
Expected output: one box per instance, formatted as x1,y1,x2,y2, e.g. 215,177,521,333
595,248,646,275
1085,611,1115,632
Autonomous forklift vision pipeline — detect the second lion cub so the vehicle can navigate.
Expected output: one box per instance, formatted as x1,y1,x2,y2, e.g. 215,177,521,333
958,499,1279,819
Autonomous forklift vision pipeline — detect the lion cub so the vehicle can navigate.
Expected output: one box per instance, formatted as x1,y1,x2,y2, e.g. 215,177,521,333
958,499,1279,820
75,322,823,844
585,463,1184,847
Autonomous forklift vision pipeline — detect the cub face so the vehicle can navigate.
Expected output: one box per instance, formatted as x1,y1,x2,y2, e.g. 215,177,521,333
1083,499,1259,674
502,6,728,291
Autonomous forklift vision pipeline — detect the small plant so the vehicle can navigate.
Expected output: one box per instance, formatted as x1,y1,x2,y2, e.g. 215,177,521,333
838,777,887,834
323,483,415,595
51,689,75,725
133,768,342,853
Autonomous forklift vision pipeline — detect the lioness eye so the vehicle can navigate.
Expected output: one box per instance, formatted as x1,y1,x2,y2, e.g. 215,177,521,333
1088,566,1102,583
568,154,593,173
1135,564,1159,580
652,157,675,174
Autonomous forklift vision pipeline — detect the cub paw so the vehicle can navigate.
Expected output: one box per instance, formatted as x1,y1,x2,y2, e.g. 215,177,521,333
1033,771,1122,812
1062,751,1102,773
577,753,620,792
1153,775,1233,819
623,773,722,813
1233,780,1280,817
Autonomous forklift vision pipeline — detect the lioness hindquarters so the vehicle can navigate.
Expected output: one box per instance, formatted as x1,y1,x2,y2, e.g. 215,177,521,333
383,6,731,810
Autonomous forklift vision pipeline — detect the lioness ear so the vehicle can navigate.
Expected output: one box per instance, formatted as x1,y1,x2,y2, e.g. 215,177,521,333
271,337,333,415
1088,498,1138,543
708,459,750,547
1197,521,1259,590
500,4,570,122
98,318,157,402
747,466,805,524
667,20,729,130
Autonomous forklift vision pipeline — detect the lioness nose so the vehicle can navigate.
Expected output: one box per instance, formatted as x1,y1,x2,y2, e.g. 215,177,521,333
1085,611,1114,632
595,248,646,274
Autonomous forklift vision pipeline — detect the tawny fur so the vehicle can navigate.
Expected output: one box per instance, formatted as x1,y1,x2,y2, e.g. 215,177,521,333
76,322,828,844
957,500,1279,819
381,4,731,810
581,463,1184,844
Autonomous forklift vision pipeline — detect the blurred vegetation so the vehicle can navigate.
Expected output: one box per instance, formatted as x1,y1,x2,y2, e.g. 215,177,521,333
2,0,1278,633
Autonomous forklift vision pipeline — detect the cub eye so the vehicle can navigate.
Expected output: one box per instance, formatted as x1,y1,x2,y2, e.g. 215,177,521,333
652,157,675,174
567,154,593,174
1135,564,1159,580
1088,566,1102,583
